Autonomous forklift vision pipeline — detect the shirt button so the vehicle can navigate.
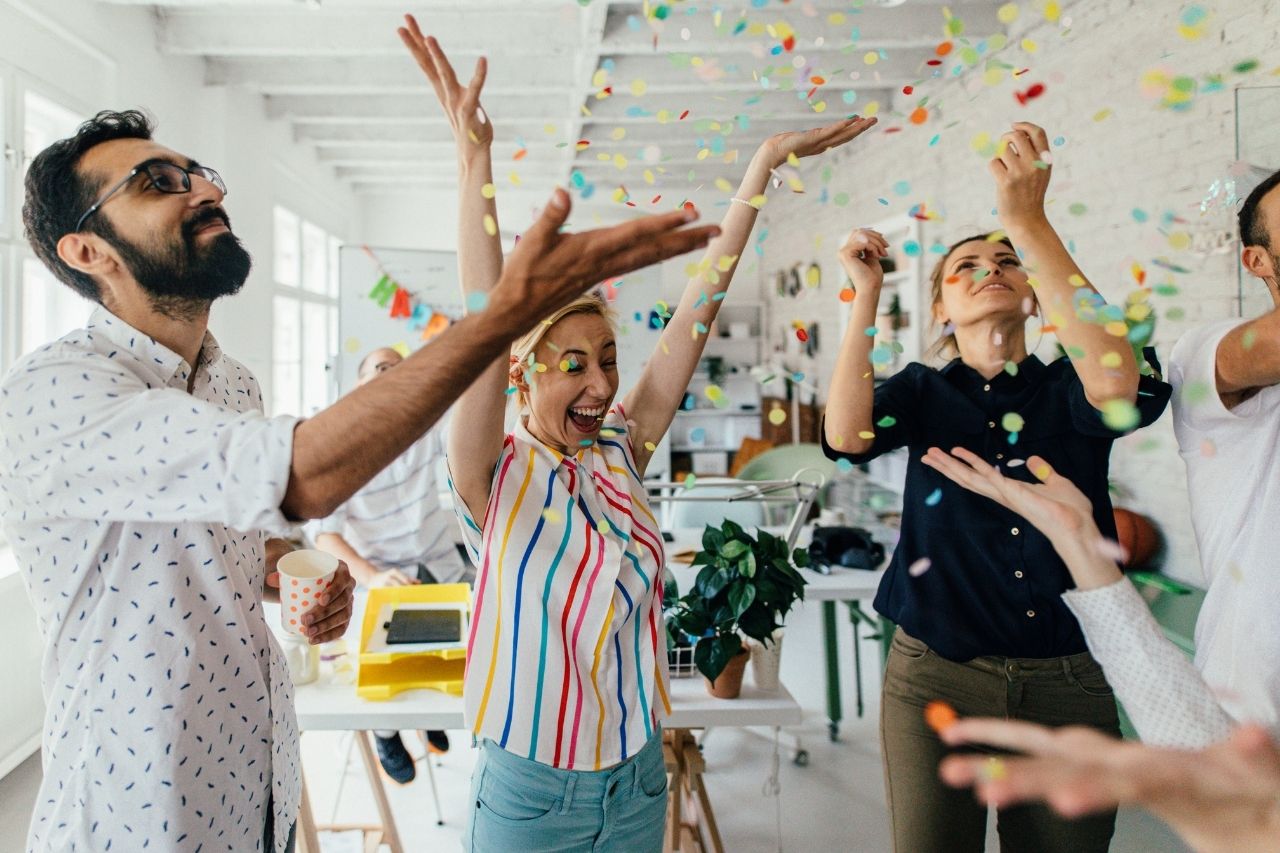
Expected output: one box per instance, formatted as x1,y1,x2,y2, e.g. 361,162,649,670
983,384,991,391
1014,570,1024,578
1026,609,1036,618
988,421,996,429
1011,527,1020,536
996,453,1004,460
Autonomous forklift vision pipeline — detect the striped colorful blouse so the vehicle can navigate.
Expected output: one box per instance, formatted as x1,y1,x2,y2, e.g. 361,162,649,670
452,403,671,770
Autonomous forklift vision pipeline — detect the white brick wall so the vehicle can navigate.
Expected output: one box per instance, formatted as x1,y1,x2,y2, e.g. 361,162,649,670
756,0,1280,585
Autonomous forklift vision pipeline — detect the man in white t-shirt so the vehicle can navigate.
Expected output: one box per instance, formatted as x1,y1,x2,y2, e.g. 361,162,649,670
1170,168,1280,728
313,347,473,783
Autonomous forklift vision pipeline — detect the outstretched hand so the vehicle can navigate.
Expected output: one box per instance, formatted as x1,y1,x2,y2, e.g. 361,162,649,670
939,718,1280,853
920,448,1097,543
836,227,888,294
398,14,492,148
490,189,720,323
759,116,878,169
989,121,1052,227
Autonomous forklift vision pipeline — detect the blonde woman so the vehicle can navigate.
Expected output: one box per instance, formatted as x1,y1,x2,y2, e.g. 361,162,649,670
822,122,1172,852
397,16,876,851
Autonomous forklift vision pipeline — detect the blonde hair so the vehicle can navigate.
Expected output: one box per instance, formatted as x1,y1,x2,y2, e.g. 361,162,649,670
925,232,1016,362
509,292,619,409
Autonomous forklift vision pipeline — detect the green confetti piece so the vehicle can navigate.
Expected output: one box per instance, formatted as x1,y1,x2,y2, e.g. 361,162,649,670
1100,399,1140,432
1001,412,1025,433
876,415,897,428
1003,361,1019,376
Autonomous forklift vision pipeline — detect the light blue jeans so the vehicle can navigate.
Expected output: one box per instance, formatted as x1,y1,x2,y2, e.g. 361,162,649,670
463,730,667,852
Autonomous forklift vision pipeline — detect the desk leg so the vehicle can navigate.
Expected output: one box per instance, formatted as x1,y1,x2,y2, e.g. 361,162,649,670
297,776,321,853
355,732,405,853
823,601,842,741
848,602,864,719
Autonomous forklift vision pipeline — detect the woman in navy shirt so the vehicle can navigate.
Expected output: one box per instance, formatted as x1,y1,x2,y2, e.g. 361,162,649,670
823,122,1171,853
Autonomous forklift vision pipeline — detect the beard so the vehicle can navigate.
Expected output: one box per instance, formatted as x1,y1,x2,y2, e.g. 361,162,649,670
95,207,252,320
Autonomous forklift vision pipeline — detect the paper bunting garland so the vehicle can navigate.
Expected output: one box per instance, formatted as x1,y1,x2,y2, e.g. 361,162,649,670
362,245,461,341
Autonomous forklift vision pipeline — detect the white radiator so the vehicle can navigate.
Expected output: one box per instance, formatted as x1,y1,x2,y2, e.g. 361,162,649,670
0,568,44,780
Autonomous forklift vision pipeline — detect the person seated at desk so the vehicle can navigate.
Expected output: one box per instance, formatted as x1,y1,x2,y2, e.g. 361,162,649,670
313,345,475,783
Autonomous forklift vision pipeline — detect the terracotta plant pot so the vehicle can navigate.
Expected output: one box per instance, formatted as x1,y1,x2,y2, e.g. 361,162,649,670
1113,507,1161,570
705,644,750,699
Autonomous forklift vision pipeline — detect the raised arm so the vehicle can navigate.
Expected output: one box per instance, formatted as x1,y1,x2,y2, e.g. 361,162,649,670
991,122,1140,407
397,18,507,522
625,117,877,473
1213,305,1280,408
823,227,889,456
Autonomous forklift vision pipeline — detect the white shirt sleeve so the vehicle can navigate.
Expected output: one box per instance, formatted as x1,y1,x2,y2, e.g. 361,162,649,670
1170,318,1273,430
1062,579,1233,748
1,348,298,535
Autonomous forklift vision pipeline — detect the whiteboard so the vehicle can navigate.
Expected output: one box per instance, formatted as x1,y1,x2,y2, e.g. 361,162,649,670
337,245,463,396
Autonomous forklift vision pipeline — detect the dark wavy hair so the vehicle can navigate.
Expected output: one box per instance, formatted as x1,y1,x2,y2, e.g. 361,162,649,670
22,109,155,303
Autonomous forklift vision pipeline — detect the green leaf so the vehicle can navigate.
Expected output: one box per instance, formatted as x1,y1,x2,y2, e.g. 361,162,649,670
791,547,812,568
721,519,746,541
728,583,756,617
698,566,732,599
720,539,749,560
702,526,726,553
738,606,777,643
738,549,757,578
695,633,744,684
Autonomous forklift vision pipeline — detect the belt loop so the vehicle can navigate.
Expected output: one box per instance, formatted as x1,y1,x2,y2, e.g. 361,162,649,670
631,751,642,797
560,773,577,815
1061,657,1073,681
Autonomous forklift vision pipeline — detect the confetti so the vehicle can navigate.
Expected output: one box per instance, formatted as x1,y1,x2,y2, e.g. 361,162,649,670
908,557,932,577
683,473,697,490
924,700,958,732
1001,413,1025,433
483,214,497,236
768,407,787,426
925,488,943,506
542,508,564,524
644,441,658,452
839,287,855,303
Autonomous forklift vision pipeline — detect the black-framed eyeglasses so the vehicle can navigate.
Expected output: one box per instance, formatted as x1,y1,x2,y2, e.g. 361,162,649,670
74,159,227,232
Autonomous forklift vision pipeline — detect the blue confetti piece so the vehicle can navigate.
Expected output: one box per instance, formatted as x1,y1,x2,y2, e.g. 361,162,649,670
836,458,855,473
842,90,858,104
925,488,942,506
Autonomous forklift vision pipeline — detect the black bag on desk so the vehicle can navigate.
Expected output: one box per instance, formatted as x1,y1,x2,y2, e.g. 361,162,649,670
808,526,885,572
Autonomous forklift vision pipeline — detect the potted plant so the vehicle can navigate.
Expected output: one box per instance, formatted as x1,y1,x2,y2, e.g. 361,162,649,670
667,519,810,698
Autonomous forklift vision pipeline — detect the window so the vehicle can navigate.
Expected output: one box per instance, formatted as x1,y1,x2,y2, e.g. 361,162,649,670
21,256,92,355
271,205,340,417
22,91,80,174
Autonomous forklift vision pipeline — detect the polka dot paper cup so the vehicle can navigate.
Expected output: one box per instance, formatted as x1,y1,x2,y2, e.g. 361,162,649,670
278,549,339,636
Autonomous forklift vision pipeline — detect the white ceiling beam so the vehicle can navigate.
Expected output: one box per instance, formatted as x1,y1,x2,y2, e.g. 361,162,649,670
294,121,558,143
265,92,568,121
158,8,583,57
314,142,527,162
204,55,577,95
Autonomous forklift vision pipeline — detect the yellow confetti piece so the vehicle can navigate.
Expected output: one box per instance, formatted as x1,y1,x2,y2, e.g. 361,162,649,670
716,254,738,272
480,183,496,199
768,407,787,426
643,169,655,185
1032,462,1052,481
613,153,627,169
392,342,411,357
705,385,725,403
1104,321,1129,337
1001,412,1025,432
864,100,880,117
508,171,522,185
1067,274,1087,287
806,266,821,286
813,100,827,113
630,79,647,96
542,508,564,524
1093,108,1114,122
997,3,1019,23
863,51,879,65
1168,231,1191,250
597,519,612,534
828,12,845,24
1021,38,1038,53
610,127,626,141
1100,399,1140,431
644,441,657,452
344,337,361,354
715,177,733,192
1043,0,1061,22
983,67,1006,86
657,109,670,124
748,194,767,208
592,69,608,88
857,430,875,440
697,148,710,161
1099,351,1123,368
483,214,497,236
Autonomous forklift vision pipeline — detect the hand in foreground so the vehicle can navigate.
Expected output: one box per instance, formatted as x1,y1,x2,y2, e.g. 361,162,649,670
398,15,491,148
268,562,356,644
938,717,1280,853
370,568,420,587
989,121,1052,227
759,116,878,169
920,449,1097,543
490,189,720,320
836,227,888,293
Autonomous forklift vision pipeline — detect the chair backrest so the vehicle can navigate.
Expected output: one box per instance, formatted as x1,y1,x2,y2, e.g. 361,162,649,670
734,442,839,486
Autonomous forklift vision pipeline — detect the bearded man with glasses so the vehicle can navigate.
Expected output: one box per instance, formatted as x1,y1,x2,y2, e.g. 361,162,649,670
3,108,718,852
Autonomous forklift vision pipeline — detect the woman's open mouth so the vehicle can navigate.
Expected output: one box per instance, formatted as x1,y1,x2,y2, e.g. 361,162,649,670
567,405,605,434
976,281,1012,294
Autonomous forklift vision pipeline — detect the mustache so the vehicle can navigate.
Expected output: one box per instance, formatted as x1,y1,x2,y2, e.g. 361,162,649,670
183,207,232,241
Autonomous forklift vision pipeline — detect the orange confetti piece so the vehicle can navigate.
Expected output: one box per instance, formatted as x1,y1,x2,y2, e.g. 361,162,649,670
513,149,528,161
839,288,855,303
910,107,929,124
936,41,953,56
1040,324,1058,333
811,75,826,85
925,700,958,733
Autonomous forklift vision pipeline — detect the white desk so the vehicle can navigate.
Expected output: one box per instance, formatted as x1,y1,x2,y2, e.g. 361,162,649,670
288,591,802,853
665,527,887,740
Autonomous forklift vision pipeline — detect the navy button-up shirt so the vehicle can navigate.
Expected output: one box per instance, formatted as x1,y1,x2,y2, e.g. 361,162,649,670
822,355,1172,661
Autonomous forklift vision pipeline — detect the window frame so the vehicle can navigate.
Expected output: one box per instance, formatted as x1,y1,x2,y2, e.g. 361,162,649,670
271,205,341,417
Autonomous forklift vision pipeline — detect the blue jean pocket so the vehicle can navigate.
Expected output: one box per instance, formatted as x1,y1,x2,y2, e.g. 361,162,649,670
476,765,561,825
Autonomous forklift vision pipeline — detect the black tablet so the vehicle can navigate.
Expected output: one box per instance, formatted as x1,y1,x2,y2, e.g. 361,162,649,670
383,609,463,645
